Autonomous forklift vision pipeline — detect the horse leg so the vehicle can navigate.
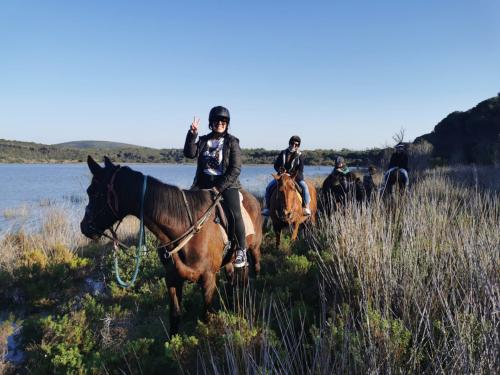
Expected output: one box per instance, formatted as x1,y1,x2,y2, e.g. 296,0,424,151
224,262,235,286
167,281,184,336
201,272,217,320
291,221,300,241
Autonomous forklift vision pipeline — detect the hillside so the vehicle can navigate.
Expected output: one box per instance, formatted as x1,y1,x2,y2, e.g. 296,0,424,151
0,139,387,166
53,140,144,149
415,93,500,164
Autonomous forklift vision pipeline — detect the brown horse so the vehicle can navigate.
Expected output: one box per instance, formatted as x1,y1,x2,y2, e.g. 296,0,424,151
269,173,317,248
80,156,263,335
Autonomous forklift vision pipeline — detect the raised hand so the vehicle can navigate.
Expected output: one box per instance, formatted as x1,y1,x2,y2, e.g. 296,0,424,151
190,116,200,134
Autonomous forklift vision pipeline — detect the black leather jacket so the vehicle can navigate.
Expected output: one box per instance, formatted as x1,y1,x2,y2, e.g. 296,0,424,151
183,131,242,191
274,149,305,181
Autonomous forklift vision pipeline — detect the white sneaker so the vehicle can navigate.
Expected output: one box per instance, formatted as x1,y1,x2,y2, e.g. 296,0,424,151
303,207,311,216
234,249,247,268
261,208,270,216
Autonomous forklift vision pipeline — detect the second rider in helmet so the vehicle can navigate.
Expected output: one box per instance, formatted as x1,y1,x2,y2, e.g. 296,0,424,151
261,135,312,216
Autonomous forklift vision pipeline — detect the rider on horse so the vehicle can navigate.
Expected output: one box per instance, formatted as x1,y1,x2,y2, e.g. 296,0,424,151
183,106,248,268
329,156,356,184
383,142,409,188
261,135,312,216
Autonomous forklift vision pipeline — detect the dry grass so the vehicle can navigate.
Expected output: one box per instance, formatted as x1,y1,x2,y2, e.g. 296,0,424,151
193,166,499,373
2,205,29,219
309,168,499,373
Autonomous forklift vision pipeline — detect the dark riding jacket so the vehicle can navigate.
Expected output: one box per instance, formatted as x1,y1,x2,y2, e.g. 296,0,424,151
274,149,304,181
388,152,409,172
183,130,242,191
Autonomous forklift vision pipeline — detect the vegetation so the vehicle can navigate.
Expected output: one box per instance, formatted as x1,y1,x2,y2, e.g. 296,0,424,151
0,138,389,166
0,166,498,374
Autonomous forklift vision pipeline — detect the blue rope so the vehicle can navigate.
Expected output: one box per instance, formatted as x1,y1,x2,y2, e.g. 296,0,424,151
114,175,148,288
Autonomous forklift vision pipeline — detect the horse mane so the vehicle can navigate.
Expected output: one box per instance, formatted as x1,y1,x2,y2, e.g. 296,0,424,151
124,168,210,227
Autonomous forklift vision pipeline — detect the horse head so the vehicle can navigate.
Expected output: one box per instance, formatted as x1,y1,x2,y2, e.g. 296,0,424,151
273,172,301,222
80,155,125,240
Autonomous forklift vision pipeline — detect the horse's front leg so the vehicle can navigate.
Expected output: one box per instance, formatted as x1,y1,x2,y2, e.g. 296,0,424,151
275,226,281,248
291,221,301,241
167,281,184,336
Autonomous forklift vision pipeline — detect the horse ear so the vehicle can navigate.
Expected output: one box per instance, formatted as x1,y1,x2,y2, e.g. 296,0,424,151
104,156,114,169
87,155,103,176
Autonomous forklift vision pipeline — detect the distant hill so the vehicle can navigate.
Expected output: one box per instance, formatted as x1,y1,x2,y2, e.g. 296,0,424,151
0,138,386,166
415,94,500,164
53,140,145,149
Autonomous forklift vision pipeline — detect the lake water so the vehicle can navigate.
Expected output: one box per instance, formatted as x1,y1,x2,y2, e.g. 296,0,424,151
0,163,334,234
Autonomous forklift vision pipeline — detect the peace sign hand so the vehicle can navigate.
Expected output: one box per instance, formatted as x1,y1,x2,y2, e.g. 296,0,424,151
190,116,200,134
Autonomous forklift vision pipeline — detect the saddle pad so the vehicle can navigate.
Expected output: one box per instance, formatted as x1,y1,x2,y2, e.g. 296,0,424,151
218,192,255,245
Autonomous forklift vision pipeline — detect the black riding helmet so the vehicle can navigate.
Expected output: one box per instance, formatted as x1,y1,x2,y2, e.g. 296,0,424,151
289,135,301,146
335,156,345,167
208,106,230,130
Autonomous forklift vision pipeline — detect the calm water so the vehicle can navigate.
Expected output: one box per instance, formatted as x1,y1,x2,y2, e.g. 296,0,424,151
0,163,333,234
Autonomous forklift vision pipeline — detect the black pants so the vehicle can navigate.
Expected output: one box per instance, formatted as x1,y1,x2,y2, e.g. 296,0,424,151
196,175,246,250
221,188,247,250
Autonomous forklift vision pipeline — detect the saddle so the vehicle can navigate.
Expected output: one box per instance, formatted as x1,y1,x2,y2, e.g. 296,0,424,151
214,192,255,250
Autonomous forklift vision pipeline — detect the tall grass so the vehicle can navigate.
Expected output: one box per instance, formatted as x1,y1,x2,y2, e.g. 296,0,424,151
184,168,499,373
0,166,498,373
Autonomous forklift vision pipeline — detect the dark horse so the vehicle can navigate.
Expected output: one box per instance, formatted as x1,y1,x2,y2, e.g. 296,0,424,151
321,172,365,215
80,156,263,335
269,173,317,248
382,167,407,196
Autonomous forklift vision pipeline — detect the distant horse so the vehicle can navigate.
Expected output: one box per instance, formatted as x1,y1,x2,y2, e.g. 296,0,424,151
269,173,317,248
321,171,365,215
80,156,263,335
382,167,407,196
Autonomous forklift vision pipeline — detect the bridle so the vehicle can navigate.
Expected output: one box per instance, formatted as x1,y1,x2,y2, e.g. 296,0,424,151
85,167,125,244
84,167,223,287
274,173,300,221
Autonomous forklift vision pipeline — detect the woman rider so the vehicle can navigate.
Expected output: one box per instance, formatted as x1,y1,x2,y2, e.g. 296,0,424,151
261,135,311,216
183,106,247,268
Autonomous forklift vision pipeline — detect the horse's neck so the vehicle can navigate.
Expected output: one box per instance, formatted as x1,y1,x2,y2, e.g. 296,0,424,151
142,182,204,242
115,169,142,218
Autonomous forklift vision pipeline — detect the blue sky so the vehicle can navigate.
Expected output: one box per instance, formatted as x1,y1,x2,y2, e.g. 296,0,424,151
1,0,499,150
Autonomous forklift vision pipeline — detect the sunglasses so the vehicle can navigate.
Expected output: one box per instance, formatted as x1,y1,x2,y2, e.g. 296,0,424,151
213,118,228,125
290,142,300,146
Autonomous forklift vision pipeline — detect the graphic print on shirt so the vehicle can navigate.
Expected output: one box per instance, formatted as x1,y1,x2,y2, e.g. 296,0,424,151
203,138,225,175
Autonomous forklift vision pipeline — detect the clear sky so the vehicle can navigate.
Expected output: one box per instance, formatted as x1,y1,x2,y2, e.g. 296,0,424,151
1,0,499,150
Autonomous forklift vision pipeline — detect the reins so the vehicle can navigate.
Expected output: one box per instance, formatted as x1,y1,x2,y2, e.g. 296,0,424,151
113,174,148,288
159,189,222,258
94,169,222,288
